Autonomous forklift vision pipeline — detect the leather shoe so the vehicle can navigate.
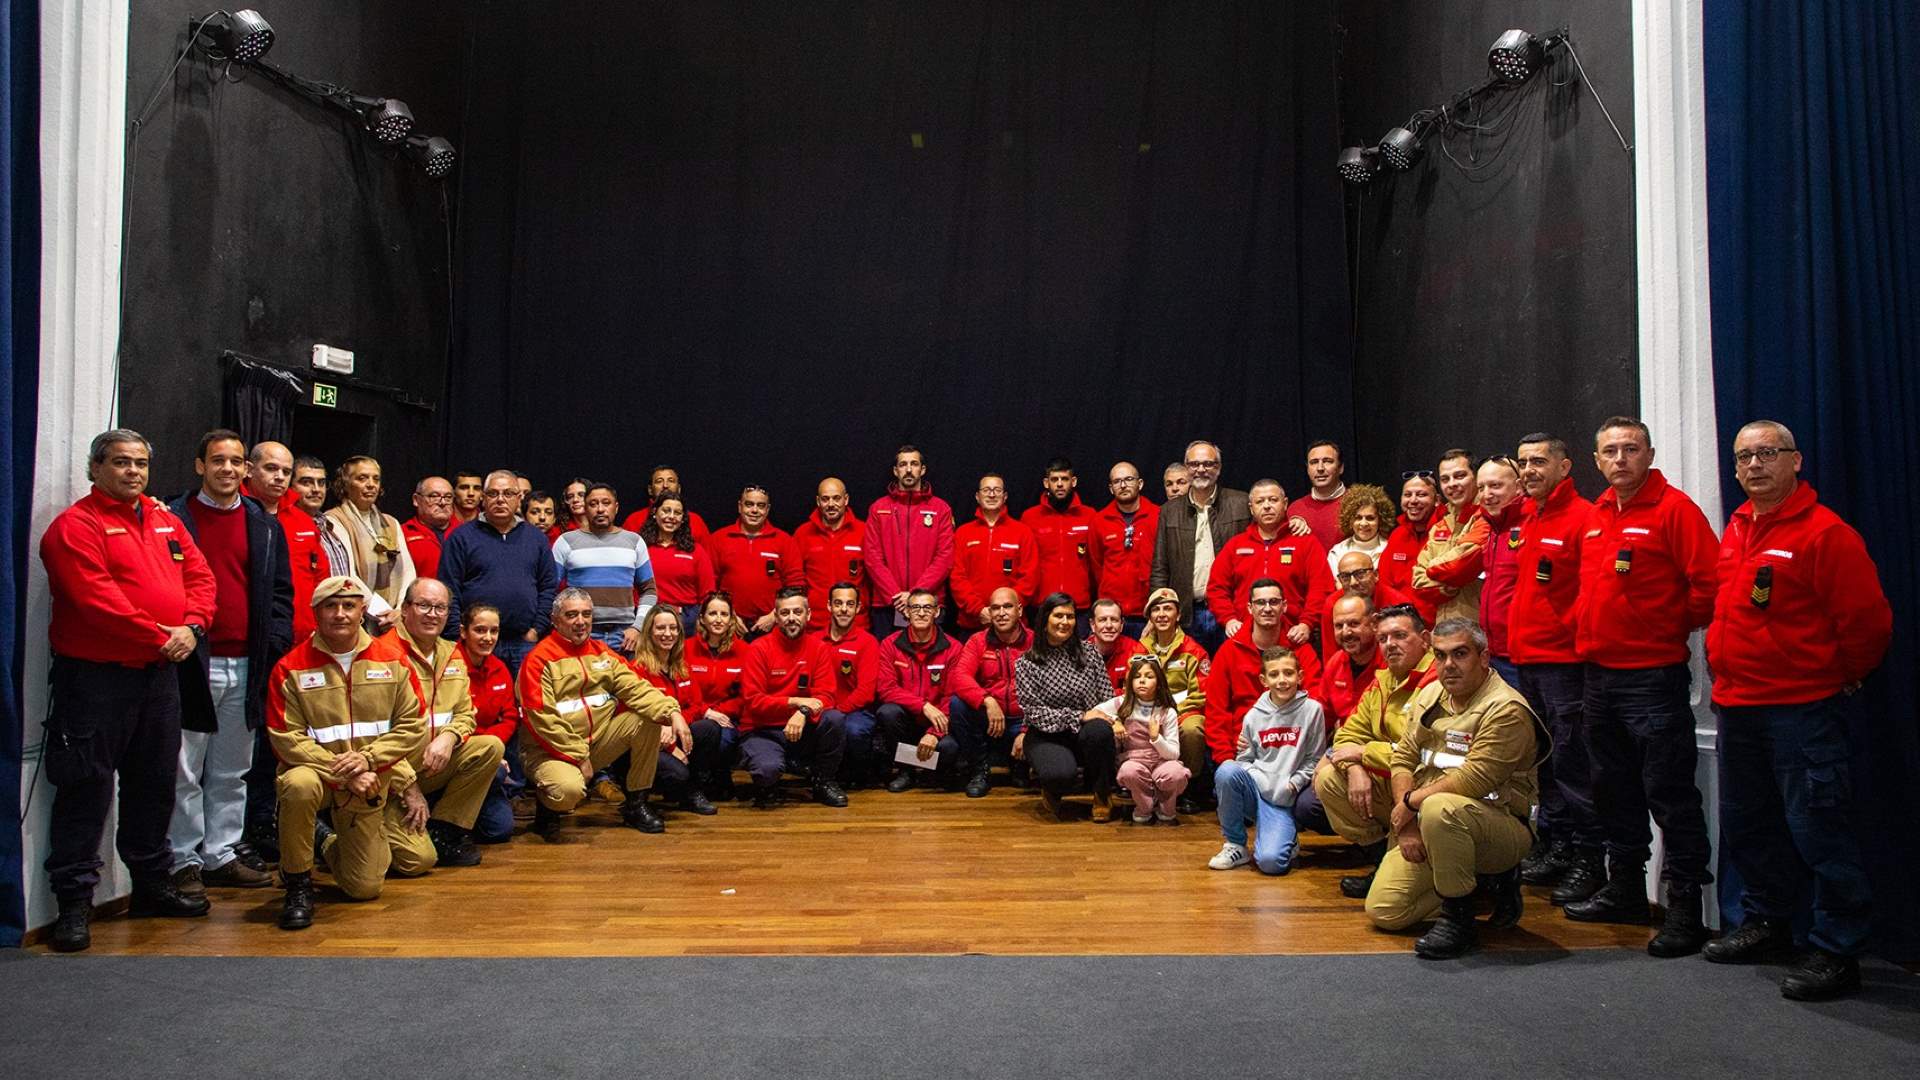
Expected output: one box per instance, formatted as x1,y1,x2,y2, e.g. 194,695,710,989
1175,795,1200,816
1704,918,1793,965
621,796,667,834
130,879,211,918
532,805,567,842
812,779,849,808
1780,950,1861,1002
279,871,315,931
682,790,719,816
202,858,274,888
751,786,779,810
1091,791,1114,823
1550,856,1606,906
590,776,626,803
1040,787,1065,819
886,771,915,793
50,897,91,953
170,864,207,899
1339,841,1388,900
964,768,991,798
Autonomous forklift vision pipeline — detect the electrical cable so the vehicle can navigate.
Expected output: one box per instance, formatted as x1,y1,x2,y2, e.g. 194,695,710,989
1563,38,1633,152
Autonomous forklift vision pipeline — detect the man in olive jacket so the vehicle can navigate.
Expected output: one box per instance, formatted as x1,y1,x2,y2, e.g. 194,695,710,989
1147,440,1250,649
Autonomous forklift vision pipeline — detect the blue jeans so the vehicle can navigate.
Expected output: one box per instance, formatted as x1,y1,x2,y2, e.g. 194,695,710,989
951,696,1023,771
472,772,515,844
1584,663,1712,885
494,636,535,676
1716,696,1872,956
1215,761,1302,875
1489,653,1520,689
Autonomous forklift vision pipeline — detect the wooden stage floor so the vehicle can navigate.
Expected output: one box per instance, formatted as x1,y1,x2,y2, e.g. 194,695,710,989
62,785,1653,957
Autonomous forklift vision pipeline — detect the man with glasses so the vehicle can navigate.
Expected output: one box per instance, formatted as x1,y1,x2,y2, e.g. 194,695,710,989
951,473,1039,632
1204,580,1321,767
439,470,561,674
1095,461,1160,636
708,485,804,637
402,476,456,580
1412,449,1487,625
1564,416,1719,960
1319,552,1411,689
875,588,964,792
1150,440,1250,650
1703,421,1890,1000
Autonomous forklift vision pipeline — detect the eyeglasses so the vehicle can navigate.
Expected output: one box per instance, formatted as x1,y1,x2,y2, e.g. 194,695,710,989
418,492,453,503
905,603,939,613
483,490,518,501
1247,597,1284,608
1336,568,1376,583
1109,476,1141,487
1183,460,1220,471
409,601,449,616
1734,446,1796,466
1401,470,1435,480
977,486,1006,495
1480,455,1520,473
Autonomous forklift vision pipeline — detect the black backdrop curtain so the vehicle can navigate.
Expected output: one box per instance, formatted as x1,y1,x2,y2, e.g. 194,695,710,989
448,0,1350,523
1705,0,1920,960
221,356,304,451
0,0,35,948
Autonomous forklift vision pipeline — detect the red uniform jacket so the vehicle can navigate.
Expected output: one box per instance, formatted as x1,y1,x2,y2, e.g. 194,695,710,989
1318,581,1413,656
685,636,748,720
1319,644,1387,725
1478,501,1527,657
1021,496,1104,607
949,626,1033,716
1094,498,1160,615
1508,477,1590,666
1205,524,1332,635
813,626,880,711
793,512,868,631
706,523,804,622
741,630,839,731
1706,482,1892,706
863,483,956,606
402,516,447,582
647,542,718,609
458,644,521,744
41,487,217,665
271,492,329,641
1380,517,1435,624
876,628,965,716
950,513,1041,628
1574,470,1719,669
1095,635,1147,693
622,506,712,544
1203,626,1323,764
635,662,705,715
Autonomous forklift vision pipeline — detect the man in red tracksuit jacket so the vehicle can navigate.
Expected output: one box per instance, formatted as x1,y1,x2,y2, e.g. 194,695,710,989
1202,580,1322,765
738,587,847,809
1564,418,1719,958
863,446,956,638
874,588,964,791
707,486,805,633
1206,480,1331,646
1021,458,1104,623
1319,594,1387,725
1701,421,1891,1000
813,581,881,785
1094,462,1160,628
950,473,1040,631
948,587,1033,797
793,477,867,631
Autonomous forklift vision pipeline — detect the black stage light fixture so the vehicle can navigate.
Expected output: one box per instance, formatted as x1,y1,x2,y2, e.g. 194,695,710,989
363,98,415,145
202,9,275,64
1488,29,1546,84
1378,126,1422,170
1337,146,1378,185
407,134,457,178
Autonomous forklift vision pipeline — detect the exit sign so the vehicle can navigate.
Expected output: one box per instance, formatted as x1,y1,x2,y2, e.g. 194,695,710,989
311,382,339,409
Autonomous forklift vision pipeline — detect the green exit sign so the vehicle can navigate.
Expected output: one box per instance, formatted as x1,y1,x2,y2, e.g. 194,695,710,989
311,382,339,408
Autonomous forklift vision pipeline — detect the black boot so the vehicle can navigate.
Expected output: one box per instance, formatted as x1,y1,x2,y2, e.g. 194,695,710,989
1482,866,1525,930
965,765,991,799
50,896,91,953
886,770,915,793
426,820,482,867
1647,882,1709,958
279,871,315,931
1340,841,1389,900
1550,852,1607,906
532,804,567,842
1414,895,1480,959
1780,949,1862,1002
811,775,849,808
129,878,211,918
751,784,779,810
1565,865,1651,925
621,792,667,834
681,788,719,816
1520,838,1571,885
1703,917,1793,965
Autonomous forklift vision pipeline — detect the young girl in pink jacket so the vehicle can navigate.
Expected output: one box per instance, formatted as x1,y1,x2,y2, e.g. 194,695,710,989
1087,654,1190,824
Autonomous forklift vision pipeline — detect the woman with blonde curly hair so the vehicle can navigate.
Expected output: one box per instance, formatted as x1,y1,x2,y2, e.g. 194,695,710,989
1326,483,1396,576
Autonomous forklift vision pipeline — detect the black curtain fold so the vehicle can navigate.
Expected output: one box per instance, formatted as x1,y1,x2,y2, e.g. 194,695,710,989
221,356,304,451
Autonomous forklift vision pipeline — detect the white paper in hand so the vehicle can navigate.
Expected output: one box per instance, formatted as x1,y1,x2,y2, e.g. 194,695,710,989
894,741,938,770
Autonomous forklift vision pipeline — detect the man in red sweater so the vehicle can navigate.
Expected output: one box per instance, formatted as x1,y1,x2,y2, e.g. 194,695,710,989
1702,421,1891,1000
1021,457,1104,630
875,588,964,791
794,477,867,631
1203,580,1322,765
949,587,1032,797
1319,594,1386,724
739,587,848,808
1289,440,1348,549
402,475,455,581
1564,417,1719,960
1206,479,1331,646
1094,461,1159,633
951,473,1040,631
864,445,956,638
40,429,218,951
707,486,804,634
813,582,881,785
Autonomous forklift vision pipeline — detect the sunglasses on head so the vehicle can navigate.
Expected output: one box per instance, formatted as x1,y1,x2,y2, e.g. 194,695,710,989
1401,470,1434,480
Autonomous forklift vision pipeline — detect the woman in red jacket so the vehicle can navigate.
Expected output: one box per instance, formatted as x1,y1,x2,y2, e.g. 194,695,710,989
685,591,747,798
630,605,721,816
1379,473,1439,624
643,494,717,637
455,603,521,843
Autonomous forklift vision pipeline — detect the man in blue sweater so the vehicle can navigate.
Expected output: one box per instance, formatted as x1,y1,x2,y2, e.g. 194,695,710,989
440,470,559,673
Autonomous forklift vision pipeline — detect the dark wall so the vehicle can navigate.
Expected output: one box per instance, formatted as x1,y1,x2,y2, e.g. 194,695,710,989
119,2,466,508
1336,1,1637,493
448,0,1352,529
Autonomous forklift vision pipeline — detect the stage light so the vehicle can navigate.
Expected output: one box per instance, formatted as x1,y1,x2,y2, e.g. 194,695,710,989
407,135,457,178
1488,29,1546,84
1337,146,1378,185
365,99,415,145
203,9,274,64
1378,127,1422,171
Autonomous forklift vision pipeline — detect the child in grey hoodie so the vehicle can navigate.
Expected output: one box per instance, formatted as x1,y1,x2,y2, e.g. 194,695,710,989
1207,646,1329,874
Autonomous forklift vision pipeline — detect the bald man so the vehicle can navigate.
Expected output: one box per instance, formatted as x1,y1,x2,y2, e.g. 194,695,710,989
794,477,869,632
438,469,561,673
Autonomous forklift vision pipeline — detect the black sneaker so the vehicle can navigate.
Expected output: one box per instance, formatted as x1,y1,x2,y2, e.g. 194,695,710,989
50,897,91,953
812,779,849,808
1703,918,1794,965
1780,950,1861,1002
232,841,277,874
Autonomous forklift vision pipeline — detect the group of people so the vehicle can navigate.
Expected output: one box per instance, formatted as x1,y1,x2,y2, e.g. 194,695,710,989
37,421,1891,1001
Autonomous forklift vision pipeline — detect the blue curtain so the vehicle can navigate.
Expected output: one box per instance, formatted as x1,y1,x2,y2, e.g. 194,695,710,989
0,0,39,949
1704,0,1920,960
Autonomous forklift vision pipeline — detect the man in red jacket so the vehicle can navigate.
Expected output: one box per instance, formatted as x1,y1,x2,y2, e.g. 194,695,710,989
1203,580,1322,765
1564,417,1719,960
864,445,956,638
1205,479,1330,645
1702,421,1891,1001
1319,594,1386,724
949,587,1033,797
739,587,848,809
40,429,218,951
875,588,964,791
1319,550,1413,650
814,582,881,786
1094,461,1159,634
794,477,867,631
707,486,804,634
402,475,455,581
1090,599,1146,691
1021,458,1104,631
1475,456,1527,684
951,473,1039,631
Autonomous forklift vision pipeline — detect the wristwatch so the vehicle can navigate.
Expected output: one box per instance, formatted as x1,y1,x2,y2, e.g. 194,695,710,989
797,704,816,719
1402,790,1417,812
187,622,207,642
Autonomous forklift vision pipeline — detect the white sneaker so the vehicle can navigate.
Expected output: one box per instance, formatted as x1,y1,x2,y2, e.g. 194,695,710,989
1155,806,1178,824
1208,842,1250,870
1132,806,1155,824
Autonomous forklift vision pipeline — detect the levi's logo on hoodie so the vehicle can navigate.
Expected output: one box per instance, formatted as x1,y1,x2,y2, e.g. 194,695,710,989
1258,726,1301,748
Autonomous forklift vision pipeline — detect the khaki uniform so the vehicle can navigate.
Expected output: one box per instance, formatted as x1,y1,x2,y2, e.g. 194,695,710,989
519,633,679,811
1411,503,1489,625
1143,629,1213,778
1365,673,1538,930
266,631,427,899
374,630,506,874
1313,652,1436,845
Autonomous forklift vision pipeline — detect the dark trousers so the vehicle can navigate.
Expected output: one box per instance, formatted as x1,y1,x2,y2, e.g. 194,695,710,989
738,713,847,789
1518,661,1601,854
472,774,515,843
654,717,723,798
1584,662,1712,885
825,708,878,782
1186,608,1225,652
1024,724,1117,798
243,724,277,840
875,703,960,780
1717,696,1872,956
951,696,1023,772
42,657,183,899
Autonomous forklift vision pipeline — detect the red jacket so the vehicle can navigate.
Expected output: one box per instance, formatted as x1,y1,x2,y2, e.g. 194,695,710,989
949,626,1033,715
458,645,521,745
1706,482,1892,706
1203,626,1322,764
1380,517,1435,624
705,523,804,621
647,542,717,609
1319,643,1386,725
792,511,868,631
1508,477,1590,666
950,513,1041,628
876,628,965,716
1575,470,1719,668
402,516,447,582
686,636,748,720
1205,524,1332,634
1093,499,1160,615
1478,501,1527,657
271,492,328,641
1095,635,1147,692
813,626,880,710
1021,497,1104,607
741,630,839,730
635,662,705,716
863,483,956,605
622,506,712,544
1318,581,1412,654
41,487,217,665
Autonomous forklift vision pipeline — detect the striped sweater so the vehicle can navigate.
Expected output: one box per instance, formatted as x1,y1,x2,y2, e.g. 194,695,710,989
552,527,657,633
